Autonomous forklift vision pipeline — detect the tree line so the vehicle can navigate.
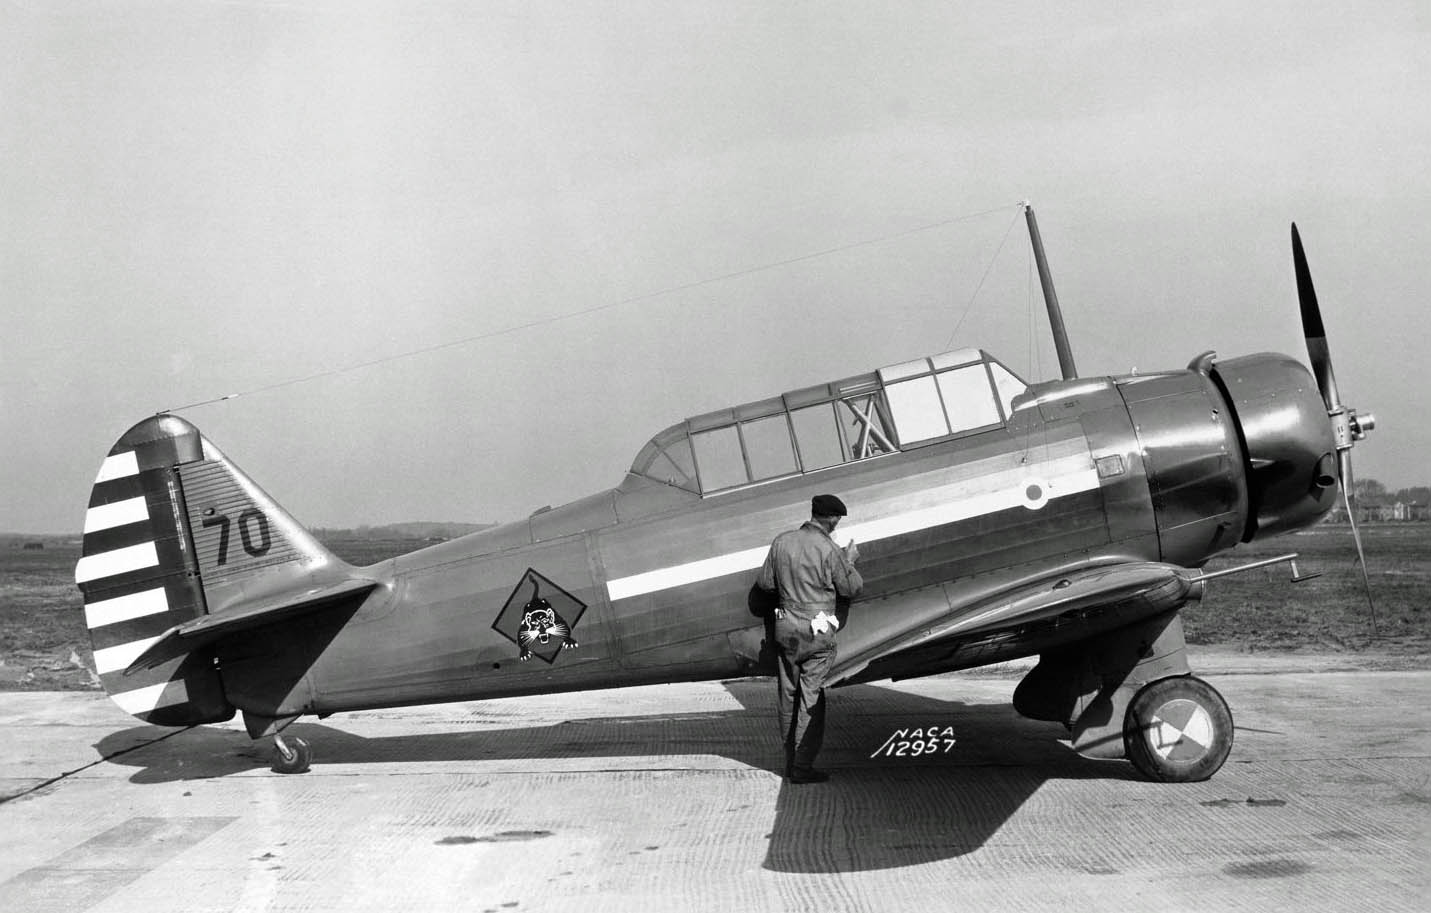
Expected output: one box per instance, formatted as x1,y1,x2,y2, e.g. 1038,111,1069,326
1330,479,1431,522
1353,480,1429,506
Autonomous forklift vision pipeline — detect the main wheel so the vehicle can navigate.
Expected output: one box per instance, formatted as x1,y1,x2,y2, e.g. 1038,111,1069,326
272,735,312,774
1124,675,1233,782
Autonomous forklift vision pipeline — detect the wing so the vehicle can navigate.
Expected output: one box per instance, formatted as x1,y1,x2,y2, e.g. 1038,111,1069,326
835,561,1201,685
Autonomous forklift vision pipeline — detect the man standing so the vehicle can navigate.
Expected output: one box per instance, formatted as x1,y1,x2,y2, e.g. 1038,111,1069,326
756,494,863,784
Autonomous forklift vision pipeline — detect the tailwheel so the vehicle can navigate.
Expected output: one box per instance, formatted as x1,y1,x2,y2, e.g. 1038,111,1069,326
272,732,313,775
1124,675,1233,782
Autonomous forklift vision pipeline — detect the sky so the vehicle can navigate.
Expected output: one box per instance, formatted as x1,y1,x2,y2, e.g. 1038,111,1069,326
4,1,1429,534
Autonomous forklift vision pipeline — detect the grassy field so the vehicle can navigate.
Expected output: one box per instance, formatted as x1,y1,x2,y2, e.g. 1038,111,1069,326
1184,524,1427,651
2,524,1425,691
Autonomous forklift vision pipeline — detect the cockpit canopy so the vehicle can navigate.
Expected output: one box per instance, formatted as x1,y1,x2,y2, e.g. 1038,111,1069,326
631,348,1029,495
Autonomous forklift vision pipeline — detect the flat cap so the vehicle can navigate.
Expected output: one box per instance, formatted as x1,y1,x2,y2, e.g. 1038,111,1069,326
811,493,847,517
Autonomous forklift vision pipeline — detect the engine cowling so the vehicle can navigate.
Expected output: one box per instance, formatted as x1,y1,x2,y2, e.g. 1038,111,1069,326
1209,352,1338,540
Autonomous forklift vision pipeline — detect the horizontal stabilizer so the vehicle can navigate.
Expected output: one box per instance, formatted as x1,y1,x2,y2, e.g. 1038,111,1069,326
126,578,379,675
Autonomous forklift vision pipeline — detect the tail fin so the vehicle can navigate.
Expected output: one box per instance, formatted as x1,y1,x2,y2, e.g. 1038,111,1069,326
75,415,350,725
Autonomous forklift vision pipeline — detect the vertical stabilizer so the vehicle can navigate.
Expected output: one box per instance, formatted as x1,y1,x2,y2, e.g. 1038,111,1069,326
76,415,349,725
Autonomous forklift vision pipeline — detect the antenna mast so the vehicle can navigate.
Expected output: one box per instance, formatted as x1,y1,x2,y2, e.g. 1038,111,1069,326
1023,201,1078,380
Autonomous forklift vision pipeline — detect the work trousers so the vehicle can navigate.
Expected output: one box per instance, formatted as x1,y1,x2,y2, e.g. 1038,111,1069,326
774,614,837,775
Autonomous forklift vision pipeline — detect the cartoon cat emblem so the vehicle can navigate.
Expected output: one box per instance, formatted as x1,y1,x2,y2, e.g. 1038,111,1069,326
517,577,579,661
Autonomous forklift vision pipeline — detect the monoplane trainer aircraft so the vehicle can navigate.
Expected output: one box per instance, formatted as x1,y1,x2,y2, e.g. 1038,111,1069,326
76,208,1373,781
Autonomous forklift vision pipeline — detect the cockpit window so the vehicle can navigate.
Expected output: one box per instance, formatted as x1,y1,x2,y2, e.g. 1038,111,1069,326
839,394,896,458
879,351,1011,444
789,403,843,471
631,425,699,492
649,436,697,490
741,414,798,480
989,362,1028,419
939,363,1003,430
630,349,1027,495
883,374,949,444
691,425,746,491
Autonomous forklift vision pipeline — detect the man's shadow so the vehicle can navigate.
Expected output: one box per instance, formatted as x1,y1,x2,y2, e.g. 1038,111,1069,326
755,682,1140,871
94,678,1134,873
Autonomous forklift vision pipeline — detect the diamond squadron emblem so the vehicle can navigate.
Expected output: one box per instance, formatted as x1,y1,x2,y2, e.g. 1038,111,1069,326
492,568,586,664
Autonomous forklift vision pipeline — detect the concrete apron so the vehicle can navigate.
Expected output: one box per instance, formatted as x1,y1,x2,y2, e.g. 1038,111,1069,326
1,655,1427,913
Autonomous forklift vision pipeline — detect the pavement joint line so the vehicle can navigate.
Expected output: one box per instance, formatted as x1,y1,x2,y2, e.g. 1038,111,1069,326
259,753,1431,778
277,760,1104,775
0,725,197,806
1230,754,1431,763
284,766,778,777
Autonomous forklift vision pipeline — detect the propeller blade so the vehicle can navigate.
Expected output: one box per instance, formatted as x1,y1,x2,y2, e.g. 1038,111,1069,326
1292,223,1342,413
1295,224,1375,633
1338,449,1378,637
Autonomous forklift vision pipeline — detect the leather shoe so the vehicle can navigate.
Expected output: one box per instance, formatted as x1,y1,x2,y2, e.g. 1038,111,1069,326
788,768,830,784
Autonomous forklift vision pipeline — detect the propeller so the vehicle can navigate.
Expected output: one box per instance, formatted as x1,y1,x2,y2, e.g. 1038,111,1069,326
1292,223,1378,635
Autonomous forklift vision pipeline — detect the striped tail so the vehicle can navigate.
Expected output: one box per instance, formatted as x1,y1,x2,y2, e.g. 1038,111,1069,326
76,415,347,725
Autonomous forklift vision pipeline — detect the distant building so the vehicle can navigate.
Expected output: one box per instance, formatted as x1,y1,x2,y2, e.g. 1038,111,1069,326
1322,499,1428,523
1393,501,1431,521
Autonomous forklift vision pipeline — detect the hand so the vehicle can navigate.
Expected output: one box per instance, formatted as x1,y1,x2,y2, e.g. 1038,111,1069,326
844,539,859,564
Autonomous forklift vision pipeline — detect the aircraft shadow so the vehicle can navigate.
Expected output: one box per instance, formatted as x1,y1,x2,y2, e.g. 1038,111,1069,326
94,680,1136,873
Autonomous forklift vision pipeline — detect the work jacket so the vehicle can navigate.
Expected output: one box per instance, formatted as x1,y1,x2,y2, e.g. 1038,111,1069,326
755,521,863,623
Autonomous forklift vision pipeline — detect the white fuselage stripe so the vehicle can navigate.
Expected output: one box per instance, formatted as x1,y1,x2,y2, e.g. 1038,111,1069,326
93,636,163,675
85,587,170,628
109,679,190,715
83,496,150,534
605,461,1101,601
607,546,772,602
95,450,140,483
75,542,159,585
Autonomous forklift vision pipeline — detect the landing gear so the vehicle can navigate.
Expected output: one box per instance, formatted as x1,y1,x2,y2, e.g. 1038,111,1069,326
1124,675,1233,782
244,711,311,774
272,732,313,774
1016,610,1239,781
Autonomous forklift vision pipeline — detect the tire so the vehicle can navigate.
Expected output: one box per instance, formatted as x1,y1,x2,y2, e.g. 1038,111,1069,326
272,736,313,774
1124,676,1233,782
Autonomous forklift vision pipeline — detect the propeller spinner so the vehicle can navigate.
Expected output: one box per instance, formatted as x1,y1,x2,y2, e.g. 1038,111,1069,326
1292,223,1378,633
